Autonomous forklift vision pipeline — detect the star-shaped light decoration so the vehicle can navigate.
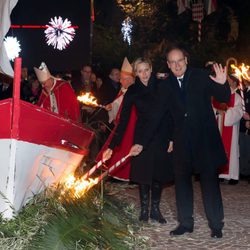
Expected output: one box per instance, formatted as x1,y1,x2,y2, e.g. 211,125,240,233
4,36,21,61
45,16,75,50
121,17,133,45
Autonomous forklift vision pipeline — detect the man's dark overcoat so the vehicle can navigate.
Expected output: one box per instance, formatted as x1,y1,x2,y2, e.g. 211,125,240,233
143,67,231,174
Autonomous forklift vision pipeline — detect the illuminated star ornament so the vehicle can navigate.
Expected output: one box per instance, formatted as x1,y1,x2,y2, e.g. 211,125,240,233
45,16,76,50
4,36,21,61
121,17,133,45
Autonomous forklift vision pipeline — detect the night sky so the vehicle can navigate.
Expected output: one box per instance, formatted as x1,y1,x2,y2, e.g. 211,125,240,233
10,0,91,72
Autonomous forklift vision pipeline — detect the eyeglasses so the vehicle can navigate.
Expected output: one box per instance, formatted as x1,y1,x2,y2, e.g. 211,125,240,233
168,58,186,66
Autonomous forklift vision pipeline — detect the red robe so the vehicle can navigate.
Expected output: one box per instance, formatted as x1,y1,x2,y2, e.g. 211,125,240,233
213,92,243,180
96,102,137,181
37,80,80,122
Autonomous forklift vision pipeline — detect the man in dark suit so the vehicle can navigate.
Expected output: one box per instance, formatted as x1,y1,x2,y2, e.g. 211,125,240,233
98,68,121,105
131,45,231,238
71,65,96,96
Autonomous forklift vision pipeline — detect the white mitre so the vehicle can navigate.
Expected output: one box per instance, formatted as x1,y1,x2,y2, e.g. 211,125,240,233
34,62,52,82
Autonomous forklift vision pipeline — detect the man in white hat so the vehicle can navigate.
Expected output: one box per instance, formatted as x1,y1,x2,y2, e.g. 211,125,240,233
34,62,80,122
105,57,135,124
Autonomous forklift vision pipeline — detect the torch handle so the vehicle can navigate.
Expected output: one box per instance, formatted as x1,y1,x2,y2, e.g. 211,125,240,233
82,159,104,180
238,80,246,113
83,154,131,194
96,154,131,183
97,104,106,109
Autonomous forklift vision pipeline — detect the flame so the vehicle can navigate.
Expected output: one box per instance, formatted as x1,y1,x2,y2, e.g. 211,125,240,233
60,174,99,199
77,92,99,107
231,63,250,81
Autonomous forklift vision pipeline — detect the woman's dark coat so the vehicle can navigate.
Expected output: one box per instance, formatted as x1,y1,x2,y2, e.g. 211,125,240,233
109,75,173,184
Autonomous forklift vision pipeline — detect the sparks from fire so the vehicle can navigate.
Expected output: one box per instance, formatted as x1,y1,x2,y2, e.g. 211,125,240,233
77,92,103,107
59,154,131,199
60,174,99,199
231,63,250,112
231,63,250,81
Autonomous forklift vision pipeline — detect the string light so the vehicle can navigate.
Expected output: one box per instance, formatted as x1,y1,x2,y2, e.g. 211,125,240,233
121,17,133,45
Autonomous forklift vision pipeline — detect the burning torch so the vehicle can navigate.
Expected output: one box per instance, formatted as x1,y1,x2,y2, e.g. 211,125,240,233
77,92,105,108
60,153,131,199
231,63,250,113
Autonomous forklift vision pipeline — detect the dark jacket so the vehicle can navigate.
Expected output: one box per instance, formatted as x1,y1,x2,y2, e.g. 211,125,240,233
0,84,13,100
141,67,231,174
110,75,173,184
239,88,250,133
71,72,96,96
97,77,120,105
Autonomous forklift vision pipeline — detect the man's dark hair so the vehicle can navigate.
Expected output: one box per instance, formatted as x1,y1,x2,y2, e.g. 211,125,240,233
109,68,120,75
81,64,92,70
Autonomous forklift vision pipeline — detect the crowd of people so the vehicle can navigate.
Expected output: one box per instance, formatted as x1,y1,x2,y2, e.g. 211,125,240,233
0,44,250,239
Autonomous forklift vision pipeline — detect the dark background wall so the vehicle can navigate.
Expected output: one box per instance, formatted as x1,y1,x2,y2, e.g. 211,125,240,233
9,0,91,72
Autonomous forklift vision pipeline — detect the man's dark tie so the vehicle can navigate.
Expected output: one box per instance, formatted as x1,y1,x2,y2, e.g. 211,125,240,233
178,77,186,102
179,78,184,91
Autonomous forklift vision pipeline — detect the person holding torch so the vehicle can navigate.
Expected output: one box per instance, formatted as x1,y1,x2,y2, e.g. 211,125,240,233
130,45,231,238
103,57,174,224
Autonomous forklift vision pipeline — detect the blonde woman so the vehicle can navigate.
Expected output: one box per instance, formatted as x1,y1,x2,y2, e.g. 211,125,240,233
103,58,173,223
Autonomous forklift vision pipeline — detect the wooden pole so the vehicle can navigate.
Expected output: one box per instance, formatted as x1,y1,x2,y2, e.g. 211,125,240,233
11,57,22,138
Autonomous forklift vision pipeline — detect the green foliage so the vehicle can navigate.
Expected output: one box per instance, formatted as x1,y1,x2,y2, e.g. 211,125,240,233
0,190,56,249
0,186,145,250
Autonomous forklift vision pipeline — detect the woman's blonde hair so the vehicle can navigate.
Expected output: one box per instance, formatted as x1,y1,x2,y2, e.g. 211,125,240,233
132,57,152,74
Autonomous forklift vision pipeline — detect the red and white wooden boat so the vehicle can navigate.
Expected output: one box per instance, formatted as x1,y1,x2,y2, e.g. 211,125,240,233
0,58,94,218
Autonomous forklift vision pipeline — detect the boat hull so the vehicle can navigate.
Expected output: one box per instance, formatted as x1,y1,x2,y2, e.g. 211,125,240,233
0,98,94,218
